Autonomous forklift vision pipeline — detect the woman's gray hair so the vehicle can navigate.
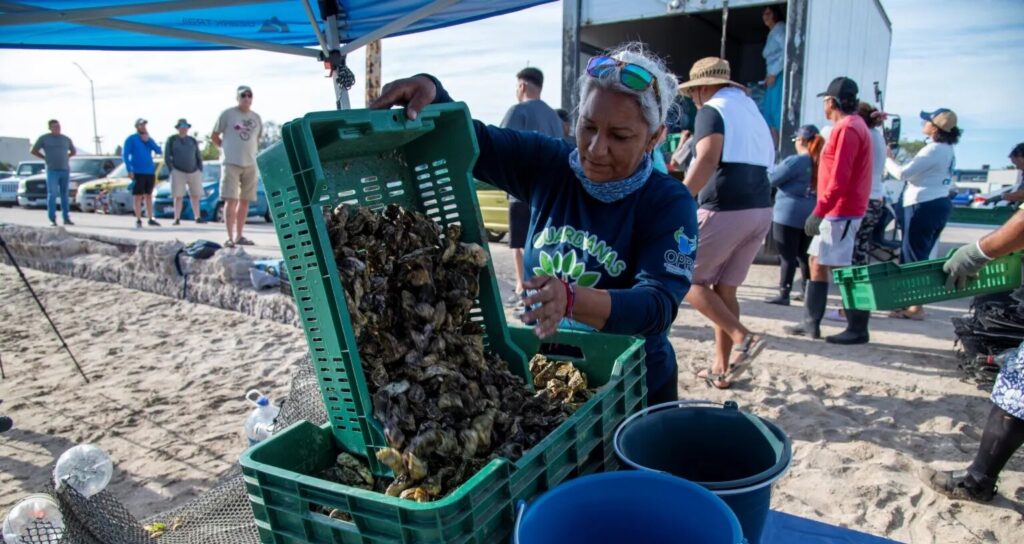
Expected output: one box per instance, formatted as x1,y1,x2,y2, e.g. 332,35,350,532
577,43,679,135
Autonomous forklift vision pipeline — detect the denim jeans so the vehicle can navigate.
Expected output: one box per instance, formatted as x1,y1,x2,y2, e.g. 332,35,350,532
46,168,71,223
901,197,952,264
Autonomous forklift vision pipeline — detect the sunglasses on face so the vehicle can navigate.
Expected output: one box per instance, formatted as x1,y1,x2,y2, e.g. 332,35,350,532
586,55,662,117
240,93,253,98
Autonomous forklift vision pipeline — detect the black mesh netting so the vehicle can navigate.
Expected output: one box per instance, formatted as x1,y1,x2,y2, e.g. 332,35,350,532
3,357,326,544
953,287,1024,388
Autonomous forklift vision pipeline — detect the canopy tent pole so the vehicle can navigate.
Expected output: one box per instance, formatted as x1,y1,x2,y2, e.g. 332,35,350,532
365,40,382,104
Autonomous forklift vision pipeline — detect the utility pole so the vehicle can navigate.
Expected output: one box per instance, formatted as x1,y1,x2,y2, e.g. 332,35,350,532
72,62,101,155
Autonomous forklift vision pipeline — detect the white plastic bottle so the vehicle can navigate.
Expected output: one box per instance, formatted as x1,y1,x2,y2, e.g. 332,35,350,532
244,389,280,445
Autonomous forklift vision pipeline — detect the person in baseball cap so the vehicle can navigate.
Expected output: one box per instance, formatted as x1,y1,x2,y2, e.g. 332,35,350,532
815,76,859,109
920,108,958,134
883,105,961,320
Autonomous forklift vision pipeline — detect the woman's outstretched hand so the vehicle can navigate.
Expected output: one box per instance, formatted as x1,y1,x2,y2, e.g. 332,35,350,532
368,75,437,120
520,276,568,339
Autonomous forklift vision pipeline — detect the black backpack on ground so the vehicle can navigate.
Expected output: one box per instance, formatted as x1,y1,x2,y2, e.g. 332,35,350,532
174,240,222,300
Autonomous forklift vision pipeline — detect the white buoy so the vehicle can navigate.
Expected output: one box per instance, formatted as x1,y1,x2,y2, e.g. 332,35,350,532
2,494,64,544
53,444,113,498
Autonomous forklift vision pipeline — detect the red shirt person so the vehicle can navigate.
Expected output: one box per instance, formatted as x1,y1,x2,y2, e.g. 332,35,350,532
786,76,873,344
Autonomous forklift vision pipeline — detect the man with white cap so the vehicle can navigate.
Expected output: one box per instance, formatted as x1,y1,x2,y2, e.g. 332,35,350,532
122,117,163,228
212,85,263,247
165,118,206,225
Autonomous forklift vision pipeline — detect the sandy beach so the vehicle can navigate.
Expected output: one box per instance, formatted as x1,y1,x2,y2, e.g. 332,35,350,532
1,241,1021,542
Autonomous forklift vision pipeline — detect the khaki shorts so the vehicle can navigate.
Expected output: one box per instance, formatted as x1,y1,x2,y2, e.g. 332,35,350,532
692,207,773,286
170,168,203,198
221,163,258,202
809,218,863,267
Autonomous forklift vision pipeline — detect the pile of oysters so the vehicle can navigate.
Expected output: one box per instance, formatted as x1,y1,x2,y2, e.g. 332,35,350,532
321,204,593,502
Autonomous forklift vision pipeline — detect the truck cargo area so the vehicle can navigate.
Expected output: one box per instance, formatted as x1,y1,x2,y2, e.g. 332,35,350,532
580,2,785,89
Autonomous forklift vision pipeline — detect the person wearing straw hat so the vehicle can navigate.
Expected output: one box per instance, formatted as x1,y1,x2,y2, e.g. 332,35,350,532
371,43,700,406
784,77,872,343
165,118,206,225
678,56,772,389
884,107,961,320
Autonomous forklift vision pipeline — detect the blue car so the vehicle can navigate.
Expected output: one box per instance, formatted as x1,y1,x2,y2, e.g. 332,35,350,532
153,161,271,222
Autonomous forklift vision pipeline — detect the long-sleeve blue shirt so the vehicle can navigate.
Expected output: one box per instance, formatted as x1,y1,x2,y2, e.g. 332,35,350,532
763,23,786,77
430,77,700,394
122,133,162,175
770,153,816,228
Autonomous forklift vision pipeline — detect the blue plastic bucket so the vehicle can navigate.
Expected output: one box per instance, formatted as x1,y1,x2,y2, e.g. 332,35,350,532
614,401,792,544
513,471,744,544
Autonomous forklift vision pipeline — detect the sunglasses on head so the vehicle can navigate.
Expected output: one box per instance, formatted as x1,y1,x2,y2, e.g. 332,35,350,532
586,55,662,116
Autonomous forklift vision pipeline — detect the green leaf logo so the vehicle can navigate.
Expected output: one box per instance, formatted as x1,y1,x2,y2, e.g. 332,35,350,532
577,271,601,288
571,263,584,278
553,252,563,275
564,250,578,275
537,251,555,276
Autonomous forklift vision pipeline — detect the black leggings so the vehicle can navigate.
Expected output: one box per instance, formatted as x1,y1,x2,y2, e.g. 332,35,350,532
647,374,679,406
772,222,811,290
968,405,1024,482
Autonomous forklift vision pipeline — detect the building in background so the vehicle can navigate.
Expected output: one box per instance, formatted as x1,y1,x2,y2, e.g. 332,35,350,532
0,136,34,168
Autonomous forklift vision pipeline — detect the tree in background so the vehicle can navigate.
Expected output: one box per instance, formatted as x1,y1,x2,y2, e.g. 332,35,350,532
0,160,13,171
201,134,220,161
113,144,122,156
897,139,926,161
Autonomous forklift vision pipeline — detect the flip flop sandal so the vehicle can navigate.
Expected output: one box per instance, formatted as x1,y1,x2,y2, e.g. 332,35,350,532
236,236,255,246
729,333,767,380
224,239,236,248
696,368,732,390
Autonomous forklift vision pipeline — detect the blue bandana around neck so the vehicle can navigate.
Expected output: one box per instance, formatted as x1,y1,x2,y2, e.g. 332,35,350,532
568,148,654,204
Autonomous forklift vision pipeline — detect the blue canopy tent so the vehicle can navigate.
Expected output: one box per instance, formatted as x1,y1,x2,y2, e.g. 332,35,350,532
0,0,553,108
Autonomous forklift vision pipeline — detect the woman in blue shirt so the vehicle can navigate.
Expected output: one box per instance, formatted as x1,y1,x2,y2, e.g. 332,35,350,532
372,44,708,405
766,125,823,305
760,5,786,145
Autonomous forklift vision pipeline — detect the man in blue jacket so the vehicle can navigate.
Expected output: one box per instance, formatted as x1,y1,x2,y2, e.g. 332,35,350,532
123,118,163,228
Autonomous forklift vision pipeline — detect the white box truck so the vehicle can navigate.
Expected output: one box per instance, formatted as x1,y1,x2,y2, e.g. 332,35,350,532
561,0,893,154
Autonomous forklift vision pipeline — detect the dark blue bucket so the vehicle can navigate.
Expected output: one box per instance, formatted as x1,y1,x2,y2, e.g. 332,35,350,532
614,401,792,544
513,471,744,544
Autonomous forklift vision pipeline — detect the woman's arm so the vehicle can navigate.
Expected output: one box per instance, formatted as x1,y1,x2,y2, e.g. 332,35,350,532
372,74,570,202
885,143,937,184
769,155,798,189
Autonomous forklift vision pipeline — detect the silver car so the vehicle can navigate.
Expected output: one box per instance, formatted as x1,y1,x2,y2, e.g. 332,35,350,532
1,160,44,206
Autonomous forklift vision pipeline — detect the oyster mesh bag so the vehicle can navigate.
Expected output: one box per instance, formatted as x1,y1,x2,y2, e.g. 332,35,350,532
2,358,324,544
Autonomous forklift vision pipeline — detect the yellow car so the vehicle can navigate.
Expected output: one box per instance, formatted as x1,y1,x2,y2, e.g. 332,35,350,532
77,160,170,213
475,180,509,242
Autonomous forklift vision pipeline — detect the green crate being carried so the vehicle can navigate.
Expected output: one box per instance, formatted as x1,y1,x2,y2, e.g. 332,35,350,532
834,251,1023,311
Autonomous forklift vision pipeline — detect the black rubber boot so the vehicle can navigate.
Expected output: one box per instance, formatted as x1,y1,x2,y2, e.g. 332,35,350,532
826,309,871,344
784,281,828,339
765,286,791,306
921,468,997,502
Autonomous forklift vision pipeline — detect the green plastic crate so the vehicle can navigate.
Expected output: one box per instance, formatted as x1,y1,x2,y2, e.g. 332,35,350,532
834,252,1023,311
240,326,647,544
948,206,1018,226
257,104,528,475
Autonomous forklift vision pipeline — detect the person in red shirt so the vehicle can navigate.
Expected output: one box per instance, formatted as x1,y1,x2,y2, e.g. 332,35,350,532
785,77,873,343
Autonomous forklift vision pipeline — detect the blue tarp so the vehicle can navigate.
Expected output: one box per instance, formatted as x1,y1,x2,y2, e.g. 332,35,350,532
0,1,553,51
764,511,901,544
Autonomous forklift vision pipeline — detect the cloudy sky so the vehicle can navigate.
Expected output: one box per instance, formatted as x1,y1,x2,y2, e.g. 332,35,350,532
0,0,1021,169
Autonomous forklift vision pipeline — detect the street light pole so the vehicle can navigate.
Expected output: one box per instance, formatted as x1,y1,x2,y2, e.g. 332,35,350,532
72,62,101,155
